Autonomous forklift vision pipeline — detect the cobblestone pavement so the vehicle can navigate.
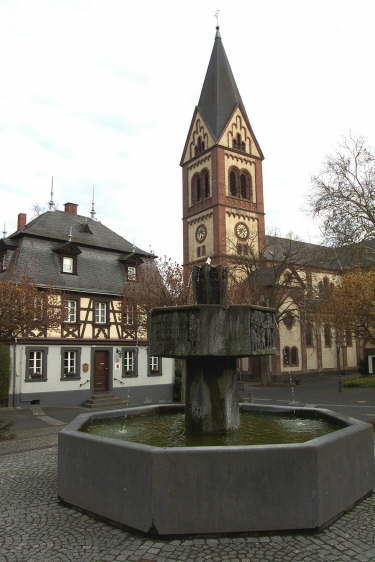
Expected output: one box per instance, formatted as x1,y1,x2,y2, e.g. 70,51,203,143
0,446,374,562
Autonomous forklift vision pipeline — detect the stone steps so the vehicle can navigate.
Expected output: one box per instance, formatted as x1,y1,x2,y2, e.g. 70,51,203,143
81,393,128,409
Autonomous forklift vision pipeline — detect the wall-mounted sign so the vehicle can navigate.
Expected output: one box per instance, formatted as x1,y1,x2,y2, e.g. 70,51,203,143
82,363,89,373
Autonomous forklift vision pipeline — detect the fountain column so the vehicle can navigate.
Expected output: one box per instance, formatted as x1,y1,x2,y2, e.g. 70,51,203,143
185,264,239,433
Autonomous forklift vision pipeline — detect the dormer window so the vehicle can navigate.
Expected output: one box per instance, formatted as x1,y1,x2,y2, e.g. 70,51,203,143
54,242,81,275
127,266,137,282
62,256,74,274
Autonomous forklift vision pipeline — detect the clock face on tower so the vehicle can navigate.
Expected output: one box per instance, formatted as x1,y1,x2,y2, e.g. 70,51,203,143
235,222,249,240
195,224,207,243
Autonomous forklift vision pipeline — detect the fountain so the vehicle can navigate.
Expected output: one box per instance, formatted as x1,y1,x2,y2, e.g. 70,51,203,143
58,264,374,535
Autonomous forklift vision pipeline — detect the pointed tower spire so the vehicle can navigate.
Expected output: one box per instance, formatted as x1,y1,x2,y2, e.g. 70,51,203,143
48,176,55,210
197,29,247,141
90,186,96,220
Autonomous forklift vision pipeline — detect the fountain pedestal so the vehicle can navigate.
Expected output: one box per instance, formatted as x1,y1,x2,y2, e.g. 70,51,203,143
185,357,239,433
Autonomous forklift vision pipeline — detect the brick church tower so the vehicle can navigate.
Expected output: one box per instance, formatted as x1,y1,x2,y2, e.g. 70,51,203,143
181,27,265,267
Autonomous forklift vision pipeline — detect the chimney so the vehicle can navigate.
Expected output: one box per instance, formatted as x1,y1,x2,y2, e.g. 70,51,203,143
17,213,27,230
64,202,78,215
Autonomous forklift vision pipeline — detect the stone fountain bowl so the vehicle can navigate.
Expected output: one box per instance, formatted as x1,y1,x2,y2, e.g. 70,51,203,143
58,404,374,536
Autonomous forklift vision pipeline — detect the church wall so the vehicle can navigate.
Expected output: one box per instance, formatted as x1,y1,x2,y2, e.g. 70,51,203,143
306,347,318,370
187,211,214,263
225,210,258,255
219,108,261,158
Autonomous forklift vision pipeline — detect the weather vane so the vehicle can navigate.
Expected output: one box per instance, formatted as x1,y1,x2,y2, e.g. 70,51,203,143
214,10,220,27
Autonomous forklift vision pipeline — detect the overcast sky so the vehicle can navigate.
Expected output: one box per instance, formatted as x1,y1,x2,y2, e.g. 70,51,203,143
1,0,374,261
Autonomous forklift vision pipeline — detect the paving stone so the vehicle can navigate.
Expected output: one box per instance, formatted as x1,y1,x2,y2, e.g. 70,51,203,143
0,444,375,562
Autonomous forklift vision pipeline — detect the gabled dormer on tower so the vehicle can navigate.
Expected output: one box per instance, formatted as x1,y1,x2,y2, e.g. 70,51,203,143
181,27,265,267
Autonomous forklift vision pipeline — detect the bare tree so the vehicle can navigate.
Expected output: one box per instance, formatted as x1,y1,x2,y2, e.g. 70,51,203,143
122,257,193,341
309,136,375,247
0,275,62,340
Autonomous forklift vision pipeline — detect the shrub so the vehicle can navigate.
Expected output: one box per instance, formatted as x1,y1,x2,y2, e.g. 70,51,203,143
343,375,375,388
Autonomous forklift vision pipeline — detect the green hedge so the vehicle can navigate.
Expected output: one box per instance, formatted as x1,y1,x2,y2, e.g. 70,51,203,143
0,344,10,404
342,375,375,388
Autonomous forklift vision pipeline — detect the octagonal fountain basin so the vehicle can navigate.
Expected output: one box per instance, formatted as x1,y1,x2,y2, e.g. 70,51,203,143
58,404,374,536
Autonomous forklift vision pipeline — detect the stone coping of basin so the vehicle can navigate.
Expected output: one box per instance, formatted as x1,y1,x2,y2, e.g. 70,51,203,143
58,404,374,536
150,305,277,357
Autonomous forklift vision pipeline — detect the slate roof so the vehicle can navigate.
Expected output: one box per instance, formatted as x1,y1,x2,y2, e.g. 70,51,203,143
264,235,375,272
1,210,152,296
9,210,150,255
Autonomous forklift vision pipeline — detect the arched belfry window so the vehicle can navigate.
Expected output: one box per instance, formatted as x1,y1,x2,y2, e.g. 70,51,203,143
202,169,210,198
196,175,201,201
194,136,205,156
240,172,251,199
191,169,210,205
191,173,200,203
229,169,237,196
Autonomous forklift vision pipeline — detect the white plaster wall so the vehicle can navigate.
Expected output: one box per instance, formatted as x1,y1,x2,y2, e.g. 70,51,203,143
15,344,174,397
112,346,174,389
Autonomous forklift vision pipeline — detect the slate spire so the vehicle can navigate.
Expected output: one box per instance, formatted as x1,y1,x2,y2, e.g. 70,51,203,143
197,28,247,140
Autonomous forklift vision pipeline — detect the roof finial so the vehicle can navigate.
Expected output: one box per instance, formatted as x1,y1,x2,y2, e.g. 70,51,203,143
214,10,220,36
68,226,72,242
48,176,55,210
2,223,6,239
90,186,96,220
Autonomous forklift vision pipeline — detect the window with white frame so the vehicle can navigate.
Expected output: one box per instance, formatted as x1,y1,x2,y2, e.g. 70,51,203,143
61,348,81,380
95,302,107,324
29,351,42,376
63,350,77,376
123,305,134,325
65,299,77,323
26,348,47,381
148,355,162,376
62,256,74,274
123,349,137,377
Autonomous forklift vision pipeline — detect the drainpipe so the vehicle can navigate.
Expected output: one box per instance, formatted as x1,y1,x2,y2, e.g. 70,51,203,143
12,337,17,407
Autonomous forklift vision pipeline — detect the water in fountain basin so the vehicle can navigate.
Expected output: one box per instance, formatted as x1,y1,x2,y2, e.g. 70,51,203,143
81,410,345,447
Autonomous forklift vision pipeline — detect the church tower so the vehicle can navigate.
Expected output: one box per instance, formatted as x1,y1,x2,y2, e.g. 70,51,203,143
181,27,265,267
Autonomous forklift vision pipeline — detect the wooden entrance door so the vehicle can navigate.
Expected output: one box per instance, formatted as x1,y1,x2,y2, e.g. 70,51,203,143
94,351,109,392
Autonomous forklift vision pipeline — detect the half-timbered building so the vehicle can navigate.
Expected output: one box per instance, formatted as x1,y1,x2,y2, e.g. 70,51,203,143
1,203,174,406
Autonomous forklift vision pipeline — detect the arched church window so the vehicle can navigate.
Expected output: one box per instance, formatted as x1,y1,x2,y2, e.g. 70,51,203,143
291,346,299,366
324,324,332,347
305,323,314,347
236,133,241,147
229,169,237,196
